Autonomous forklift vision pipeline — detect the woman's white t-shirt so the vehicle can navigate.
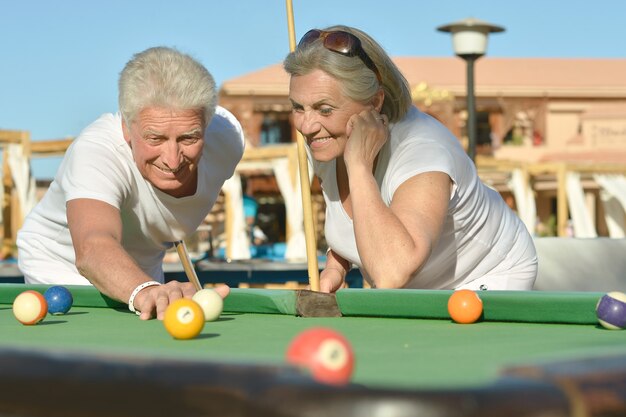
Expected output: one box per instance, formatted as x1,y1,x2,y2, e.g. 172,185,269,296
316,106,537,290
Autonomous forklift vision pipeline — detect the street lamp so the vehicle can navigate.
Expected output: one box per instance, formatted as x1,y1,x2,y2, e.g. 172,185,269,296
437,18,505,162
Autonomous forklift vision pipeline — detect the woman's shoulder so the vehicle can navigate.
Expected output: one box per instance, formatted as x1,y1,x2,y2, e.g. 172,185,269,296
389,107,468,160
392,107,455,141
382,106,476,191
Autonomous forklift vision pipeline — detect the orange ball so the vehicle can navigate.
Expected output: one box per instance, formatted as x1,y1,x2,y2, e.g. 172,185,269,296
163,299,205,340
448,289,483,324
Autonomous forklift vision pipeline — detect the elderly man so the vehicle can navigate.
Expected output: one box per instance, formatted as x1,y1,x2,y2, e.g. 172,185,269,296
17,47,245,320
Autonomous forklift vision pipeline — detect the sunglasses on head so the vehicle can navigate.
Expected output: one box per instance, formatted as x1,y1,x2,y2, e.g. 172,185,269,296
298,29,382,84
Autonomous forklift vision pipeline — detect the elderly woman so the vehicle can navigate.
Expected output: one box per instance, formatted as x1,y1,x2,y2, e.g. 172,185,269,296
17,47,244,319
284,26,537,292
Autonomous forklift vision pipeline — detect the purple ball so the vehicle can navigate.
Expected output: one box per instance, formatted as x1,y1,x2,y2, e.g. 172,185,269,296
596,292,626,330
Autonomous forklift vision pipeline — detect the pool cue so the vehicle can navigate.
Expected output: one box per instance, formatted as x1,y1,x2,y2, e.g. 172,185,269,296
174,240,202,291
285,0,320,292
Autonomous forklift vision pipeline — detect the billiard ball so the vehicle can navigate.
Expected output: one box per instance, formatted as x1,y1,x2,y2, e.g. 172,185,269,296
43,285,73,315
13,290,48,325
448,289,483,324
285,327,354,385
192,288,223,321
163,299,205,340
596,291,626,330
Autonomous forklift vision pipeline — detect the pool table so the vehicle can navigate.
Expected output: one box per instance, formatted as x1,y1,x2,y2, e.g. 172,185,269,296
0,284,625,417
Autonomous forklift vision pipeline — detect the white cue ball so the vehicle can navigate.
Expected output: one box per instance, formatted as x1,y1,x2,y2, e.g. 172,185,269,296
191,289,223,322
13,290,48,325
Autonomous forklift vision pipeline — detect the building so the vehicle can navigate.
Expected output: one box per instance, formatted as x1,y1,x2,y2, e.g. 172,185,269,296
1,58,625,259
219,57,626,241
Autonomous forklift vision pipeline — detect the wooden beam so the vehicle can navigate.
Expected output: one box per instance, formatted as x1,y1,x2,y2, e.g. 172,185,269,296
286,144,299,243
30,138,73,156
223,187,233,260
241,144,295,162
1,156,13,258
556,164,569,237
0,130,26,145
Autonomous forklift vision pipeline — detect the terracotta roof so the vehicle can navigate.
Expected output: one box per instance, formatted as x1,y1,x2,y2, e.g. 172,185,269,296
220,62,289,96
221,57,626,98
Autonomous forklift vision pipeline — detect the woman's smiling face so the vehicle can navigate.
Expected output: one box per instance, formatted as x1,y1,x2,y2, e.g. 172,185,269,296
289,69,371,162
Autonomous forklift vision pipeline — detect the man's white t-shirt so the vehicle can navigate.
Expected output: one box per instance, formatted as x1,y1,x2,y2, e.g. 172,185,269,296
17,106,245,285
317,106,537,290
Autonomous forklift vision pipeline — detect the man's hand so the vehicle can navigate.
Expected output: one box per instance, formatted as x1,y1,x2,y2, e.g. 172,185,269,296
133,282,230,320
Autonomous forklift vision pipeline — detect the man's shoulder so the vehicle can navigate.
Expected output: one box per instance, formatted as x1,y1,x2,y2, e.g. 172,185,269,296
73,113,124,147
207,106,243,135
204,106,245,159
66,113,130,171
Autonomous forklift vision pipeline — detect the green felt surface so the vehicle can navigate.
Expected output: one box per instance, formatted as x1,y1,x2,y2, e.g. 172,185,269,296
0,284,624,390
0,284,123,308
336,289,603,323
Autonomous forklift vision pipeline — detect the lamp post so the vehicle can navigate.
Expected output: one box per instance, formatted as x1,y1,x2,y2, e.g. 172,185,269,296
437,18,505,162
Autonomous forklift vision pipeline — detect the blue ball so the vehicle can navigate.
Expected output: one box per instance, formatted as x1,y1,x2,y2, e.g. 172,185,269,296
43,286,73,315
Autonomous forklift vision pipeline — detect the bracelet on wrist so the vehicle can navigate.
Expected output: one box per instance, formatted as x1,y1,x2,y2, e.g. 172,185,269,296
128,281,161,315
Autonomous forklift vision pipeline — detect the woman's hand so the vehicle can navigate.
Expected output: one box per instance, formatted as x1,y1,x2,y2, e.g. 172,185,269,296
318,249,351,293
319,267,346,293
344,110,389,173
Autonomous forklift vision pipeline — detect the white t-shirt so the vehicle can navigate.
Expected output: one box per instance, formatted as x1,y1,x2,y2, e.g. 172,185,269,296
17,106,245,285
317,106,537,290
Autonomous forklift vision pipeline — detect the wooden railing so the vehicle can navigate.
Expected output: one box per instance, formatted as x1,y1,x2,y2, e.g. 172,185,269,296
0,130,73,258
1,131,626,258
477,155,626,237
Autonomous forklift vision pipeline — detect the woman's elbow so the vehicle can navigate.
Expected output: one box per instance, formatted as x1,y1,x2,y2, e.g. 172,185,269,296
370,267,418,289
368,255,424,289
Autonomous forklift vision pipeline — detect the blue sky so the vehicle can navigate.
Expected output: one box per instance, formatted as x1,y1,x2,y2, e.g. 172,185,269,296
2,0,625,179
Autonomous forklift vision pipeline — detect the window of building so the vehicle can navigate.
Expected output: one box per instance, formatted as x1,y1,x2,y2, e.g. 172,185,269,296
260,113,292,145
476,112,492,146
460,111,493,146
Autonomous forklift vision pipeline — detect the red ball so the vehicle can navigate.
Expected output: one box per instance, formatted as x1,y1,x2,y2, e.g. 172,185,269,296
286,327,354,385
13,290,48,325
448,289,483,324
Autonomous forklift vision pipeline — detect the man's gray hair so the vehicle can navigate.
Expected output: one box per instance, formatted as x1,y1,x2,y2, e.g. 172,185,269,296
119,47,217,125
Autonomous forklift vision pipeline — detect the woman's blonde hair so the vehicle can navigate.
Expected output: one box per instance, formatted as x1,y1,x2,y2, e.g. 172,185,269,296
283,25,412,123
